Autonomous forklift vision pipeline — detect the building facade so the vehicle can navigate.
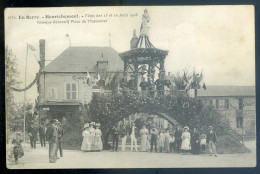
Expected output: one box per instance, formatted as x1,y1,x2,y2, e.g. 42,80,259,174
197,86,256,137
37,40,124,120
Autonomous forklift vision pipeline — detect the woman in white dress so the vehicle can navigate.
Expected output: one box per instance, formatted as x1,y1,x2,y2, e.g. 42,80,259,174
140,125,149,152
158,130,165,153
181,126,191,154
164,129,170,152
81,123,91,152
94,123,103,151
89,122,96,151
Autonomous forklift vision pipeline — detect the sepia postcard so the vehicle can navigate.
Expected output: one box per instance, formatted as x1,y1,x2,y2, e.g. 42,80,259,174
5,6,256,169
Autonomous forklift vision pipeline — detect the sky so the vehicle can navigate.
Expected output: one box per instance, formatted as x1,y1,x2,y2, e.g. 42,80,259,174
5,6,255,103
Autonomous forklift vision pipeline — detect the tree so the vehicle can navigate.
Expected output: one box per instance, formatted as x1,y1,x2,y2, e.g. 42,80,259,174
5,46,21,133
168,68,205,97
168,69,192,91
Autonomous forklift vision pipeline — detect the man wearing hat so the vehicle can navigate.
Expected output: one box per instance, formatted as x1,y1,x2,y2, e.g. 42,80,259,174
207,126,217,157
27,121,37,149
111,124,120,152
57,122,64,158
128,74,136,91
129,122,138,152
150,124,158,152
154,73,164,96
39,119,47,147
120,71,128,94
46,119,59,163
139,77,148,96
174,125,182,153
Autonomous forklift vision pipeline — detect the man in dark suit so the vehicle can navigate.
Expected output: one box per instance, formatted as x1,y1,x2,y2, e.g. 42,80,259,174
46,119,59,163
27,122,37,149
150,125,158,152
139,77,148,96
207,126,217,157
39,120,47,147
57,122,64,158
128,75,136,91
174,125,182,153
120,71,128,94
111,124,120,152
154,74,164,96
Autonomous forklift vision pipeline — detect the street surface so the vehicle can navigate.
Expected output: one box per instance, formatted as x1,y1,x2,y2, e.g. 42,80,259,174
7,141,256,169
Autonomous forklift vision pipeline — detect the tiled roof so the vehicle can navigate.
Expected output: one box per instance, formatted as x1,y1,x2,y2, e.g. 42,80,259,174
44,46,123,72
197,86,255,97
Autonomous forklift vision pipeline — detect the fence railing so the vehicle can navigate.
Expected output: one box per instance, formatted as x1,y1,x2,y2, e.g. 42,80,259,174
101,89,174,97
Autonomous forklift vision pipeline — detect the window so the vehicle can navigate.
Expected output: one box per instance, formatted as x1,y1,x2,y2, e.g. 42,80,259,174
65,82,78,100
209,99,213,105
216,99,219,109
238,98,244,110
225,99,230,109
236,117,243,128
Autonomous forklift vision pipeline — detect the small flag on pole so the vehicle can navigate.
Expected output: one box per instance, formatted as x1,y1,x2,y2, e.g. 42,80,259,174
203,83,207,90
27,43,36,51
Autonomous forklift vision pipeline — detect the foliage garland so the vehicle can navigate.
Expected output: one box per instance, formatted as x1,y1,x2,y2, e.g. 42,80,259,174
87,91,235,148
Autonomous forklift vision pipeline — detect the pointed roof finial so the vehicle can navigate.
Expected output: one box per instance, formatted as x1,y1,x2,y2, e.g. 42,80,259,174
109,33,111,47
66,34,71,47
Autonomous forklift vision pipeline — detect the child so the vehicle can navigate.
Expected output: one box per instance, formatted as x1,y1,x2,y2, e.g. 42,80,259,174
158,130,165,153
12,132,24,164
200,134,207,155
164,129,170,152
169,133,175,153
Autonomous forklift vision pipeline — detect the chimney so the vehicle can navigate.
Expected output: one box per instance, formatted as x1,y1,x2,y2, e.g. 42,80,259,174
39,39,45,69
130,30,138,49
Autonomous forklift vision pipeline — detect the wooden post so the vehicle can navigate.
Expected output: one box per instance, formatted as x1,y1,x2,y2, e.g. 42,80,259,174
150,59,155,83
160,58,165,72
134,63,139,91
124,60,127,72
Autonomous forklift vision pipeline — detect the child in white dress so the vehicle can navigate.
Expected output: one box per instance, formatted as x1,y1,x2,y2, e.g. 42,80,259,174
200,134,207,155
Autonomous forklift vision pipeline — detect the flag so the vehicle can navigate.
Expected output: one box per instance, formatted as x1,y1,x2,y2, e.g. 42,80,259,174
27,44,36,51
203,83,206,90
198,70,203,82
183,72,188,84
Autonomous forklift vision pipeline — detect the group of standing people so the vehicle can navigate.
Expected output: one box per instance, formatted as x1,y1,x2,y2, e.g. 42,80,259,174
26,119,52,149
110,122,218,157
81,122,103,152
111,122,140,152
11,118,64,164
45,119,64,163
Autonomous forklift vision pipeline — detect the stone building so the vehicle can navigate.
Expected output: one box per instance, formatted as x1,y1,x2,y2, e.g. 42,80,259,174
197,86,256,137
37,40,123,120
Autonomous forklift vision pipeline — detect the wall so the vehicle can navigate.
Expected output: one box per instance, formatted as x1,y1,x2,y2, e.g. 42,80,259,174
202,96,256,136
39,72,99,105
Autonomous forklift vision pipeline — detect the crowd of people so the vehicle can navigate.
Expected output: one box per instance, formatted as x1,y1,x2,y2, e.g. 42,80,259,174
109,123,218,157
10,119,217,164
10,119,64,164
81,122,103,152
